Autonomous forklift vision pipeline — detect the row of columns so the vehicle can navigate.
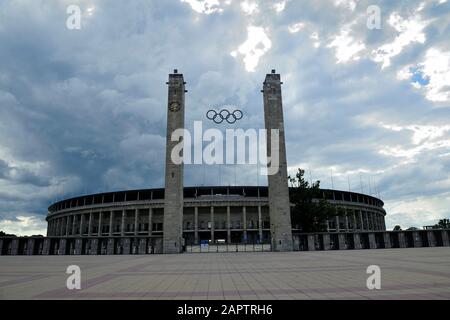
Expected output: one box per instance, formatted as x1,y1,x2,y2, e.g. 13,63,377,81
330,209,386,232
48,209,154,237
192,206,265,244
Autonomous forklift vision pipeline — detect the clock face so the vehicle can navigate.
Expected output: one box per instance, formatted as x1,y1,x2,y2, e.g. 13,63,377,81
169,102,181,112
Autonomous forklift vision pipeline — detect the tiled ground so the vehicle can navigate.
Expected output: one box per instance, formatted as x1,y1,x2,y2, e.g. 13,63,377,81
1,247,449,299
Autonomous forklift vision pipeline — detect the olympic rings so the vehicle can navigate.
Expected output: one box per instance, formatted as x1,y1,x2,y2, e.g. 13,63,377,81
206,109,243,124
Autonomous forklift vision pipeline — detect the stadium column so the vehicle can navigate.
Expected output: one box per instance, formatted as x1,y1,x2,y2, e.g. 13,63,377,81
109,211,113,236
242,206,247,243
258,205,263,242
148,208,153,236
359,211,364,230
72,214,77,235
262,70,293,251
163,70,186,254
80,214,85,235
98,211,102,235
194,207,198,244
88,212,93,236
121,210,125,236
227,206,231,243
65,216,70,236
55,219,60,236
210,206,215,243
134,209,138,235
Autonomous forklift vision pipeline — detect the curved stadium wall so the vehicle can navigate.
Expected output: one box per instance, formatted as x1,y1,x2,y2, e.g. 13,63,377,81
46,186,387,244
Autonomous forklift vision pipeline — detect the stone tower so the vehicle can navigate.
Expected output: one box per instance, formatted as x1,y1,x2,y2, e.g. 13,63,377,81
163,70,186,254
262,70,294,251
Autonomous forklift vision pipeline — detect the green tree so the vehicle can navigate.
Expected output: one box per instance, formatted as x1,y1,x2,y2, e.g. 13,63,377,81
393,225,402,231
434,218,450,229
289,168,337,232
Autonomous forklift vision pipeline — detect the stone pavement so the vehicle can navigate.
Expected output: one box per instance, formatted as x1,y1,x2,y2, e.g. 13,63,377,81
1,247,449,299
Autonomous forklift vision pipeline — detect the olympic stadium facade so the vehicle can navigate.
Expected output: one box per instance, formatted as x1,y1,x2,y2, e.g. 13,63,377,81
1,70,449,255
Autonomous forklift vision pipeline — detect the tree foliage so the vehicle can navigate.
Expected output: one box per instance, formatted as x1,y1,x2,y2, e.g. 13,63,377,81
289,168,338,232
433,218,450,229
393,225,402,231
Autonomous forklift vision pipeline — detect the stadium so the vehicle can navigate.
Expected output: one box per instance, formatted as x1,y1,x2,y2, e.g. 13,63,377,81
43,185,387,254
1,70,449,255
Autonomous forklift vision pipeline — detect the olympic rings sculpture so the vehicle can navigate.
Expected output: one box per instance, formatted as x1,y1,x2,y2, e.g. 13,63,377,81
206,108,243,124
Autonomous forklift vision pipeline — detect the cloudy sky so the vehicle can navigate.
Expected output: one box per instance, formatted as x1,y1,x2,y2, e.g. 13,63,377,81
0,0,449,235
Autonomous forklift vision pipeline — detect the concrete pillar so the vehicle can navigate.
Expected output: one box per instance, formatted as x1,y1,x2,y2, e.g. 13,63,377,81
149,208,153,237
98,212,103,235
163,70,185,254
72,214,77,236
412,231,423,247
262,70,293,252
65,216,70,236
322,234,331,250
121,210,125,236
191,207,196,244
138,238,146,254
80,214,85,235
11,239,19,255
383,232,391,248
426,231,436,247
258,205,263,242
242,206,247,243
134,209,139,235
344,211,349,231
109,211,113,236
364,212,369,231
210,206,214,243
359,211,364,230
89,239,98,255
59,239,66,255
55,219,60,236
123,238,131,254
441,230,450,246
74,239,82,255
227,206,231,243
368,233,376,249
307,235,315,251
353,233,362,249
27,239,35,255
338,233,346,250
107,238,114,255
42,239,51,255
335,216,340,232
398,232,406,248
88,212,93,236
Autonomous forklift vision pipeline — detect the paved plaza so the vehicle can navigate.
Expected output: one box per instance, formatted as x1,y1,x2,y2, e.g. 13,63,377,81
1,247,450,299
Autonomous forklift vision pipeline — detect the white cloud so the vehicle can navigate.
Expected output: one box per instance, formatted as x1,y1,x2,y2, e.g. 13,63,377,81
240,0,259,15
372,12,429,68
230,25,272,72
333,0,358,11
273,0,287,13
181,0,223,14
288,22,305,33
327,28,365,63
385,193,450,229
420,48,450,102
0,216,47,236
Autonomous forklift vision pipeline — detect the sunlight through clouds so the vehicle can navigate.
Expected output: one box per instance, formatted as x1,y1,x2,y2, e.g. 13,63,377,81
230,25,272,72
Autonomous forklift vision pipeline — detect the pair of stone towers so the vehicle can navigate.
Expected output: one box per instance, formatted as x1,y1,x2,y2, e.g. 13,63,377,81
163,69,293,253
